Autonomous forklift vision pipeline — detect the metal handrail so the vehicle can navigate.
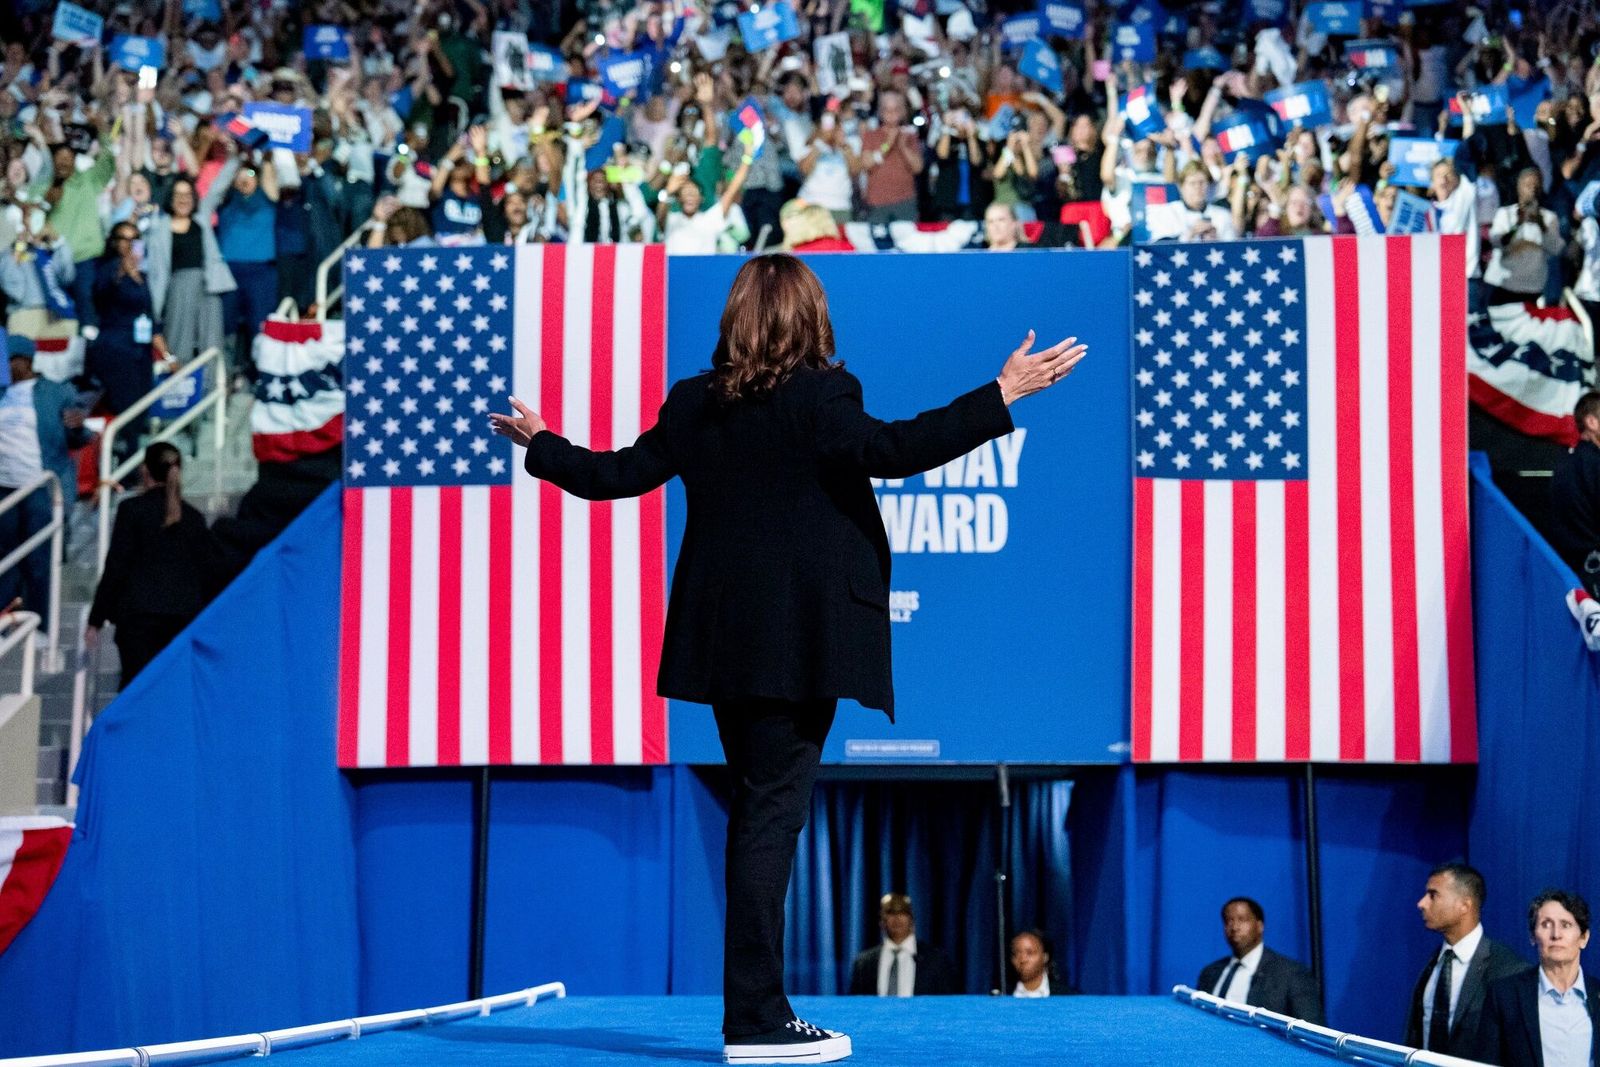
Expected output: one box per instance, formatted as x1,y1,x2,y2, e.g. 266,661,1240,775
0,610,41,701
0,472,63,673
97,347,227,574
315,221,381,322
65,604,99,808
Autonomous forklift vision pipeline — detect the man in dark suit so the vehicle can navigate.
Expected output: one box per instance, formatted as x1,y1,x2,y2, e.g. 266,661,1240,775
494,254,1086,1065
847,893,958,996
1406,862,1528,1060
1196,897,1324,1024
1480,889,1593,1066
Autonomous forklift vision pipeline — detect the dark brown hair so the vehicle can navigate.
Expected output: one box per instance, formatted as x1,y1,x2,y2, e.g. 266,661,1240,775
710,254,838,403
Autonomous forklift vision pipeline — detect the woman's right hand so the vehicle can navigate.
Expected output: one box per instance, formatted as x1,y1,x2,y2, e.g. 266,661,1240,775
995,331,1088,406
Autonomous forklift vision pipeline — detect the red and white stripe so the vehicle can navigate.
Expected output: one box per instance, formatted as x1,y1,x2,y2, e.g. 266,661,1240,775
1132,235,1477,763
337,245,668,767
0,816,72,956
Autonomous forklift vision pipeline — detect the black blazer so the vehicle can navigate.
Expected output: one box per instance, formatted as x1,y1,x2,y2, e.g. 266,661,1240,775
88,490,215,628
847,942,959,995
1405,936,1529,1060
526,366,1014,715
1196,947,1325,1026
1481,967,1600,1066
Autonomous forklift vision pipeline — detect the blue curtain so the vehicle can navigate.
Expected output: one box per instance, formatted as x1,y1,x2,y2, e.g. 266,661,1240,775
1467,455,1600,961
785,777,1074,996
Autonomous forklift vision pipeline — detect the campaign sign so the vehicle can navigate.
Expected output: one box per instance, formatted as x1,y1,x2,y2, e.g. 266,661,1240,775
1039,0,1086,38
737,2,801,52
1387,189,1434,234
1213,110,1276,162
493,31,534,89
1386,137,1455,187
1265,81,1333,129
1110,21,1156,62
1246,0,1286,21
1368,0,1401,21
987,104,1019,143
242,102,314,152
51,1,103,45
599,51,652,100
154,364,203,418
1131,181,1178,243
528,44,565,82
1345,38,1398,69
1183,46,1227,70
183,0,222,18
1509,78,1550,129
1448,84,1509,125
1019,40,1063,94
1121,84,1165,140
1305,1,1363,36
566,78,604,105
1001,13,1044,47
584,113,626,170
302,25,350,61
109,35,165,71
734,97,768,160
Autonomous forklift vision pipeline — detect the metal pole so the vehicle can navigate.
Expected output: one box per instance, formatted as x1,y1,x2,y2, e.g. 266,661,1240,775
213,371,226,503
1302,763,1325,997
468,767,493,1000
44,474,62,673
994,763,1011,995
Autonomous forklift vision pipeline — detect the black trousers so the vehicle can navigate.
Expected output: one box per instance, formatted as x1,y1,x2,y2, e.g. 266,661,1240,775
712,696,837,1038
114,613,189,687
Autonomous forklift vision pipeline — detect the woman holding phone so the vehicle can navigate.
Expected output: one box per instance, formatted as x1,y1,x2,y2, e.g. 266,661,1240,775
490,254,1086,1064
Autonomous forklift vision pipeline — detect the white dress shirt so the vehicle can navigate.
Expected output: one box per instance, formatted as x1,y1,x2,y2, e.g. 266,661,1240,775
1538,967,1593,1067
1013,973,1051,998
877,934,917,997
1214,942,1265,1003
1422,923,1485,1040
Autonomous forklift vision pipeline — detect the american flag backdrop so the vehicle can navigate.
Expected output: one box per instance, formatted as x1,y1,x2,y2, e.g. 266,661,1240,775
337,244,668,768
1130,235,1476,764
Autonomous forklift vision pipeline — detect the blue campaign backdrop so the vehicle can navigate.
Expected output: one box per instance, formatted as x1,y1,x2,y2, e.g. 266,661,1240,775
664,253,1133,765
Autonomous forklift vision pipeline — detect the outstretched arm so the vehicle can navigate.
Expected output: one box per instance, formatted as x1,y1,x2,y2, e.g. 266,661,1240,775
491,396,677,500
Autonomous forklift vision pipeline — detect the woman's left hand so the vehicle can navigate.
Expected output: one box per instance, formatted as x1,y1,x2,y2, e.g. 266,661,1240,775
489,396,547,447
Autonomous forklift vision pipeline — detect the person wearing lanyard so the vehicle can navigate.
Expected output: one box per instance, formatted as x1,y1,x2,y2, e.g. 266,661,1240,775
88,222,164,461
1483,890,1599,1066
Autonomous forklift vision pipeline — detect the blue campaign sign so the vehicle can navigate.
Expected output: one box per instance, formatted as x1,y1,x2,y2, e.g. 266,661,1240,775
183,0,222,18
599,51,652,100
242,103,314,152
1038,0,1085,38
1265,81,1333,129
1246,0,1286,21
1448,84,1509,125
1387,189,1434,234
1508,77,1550,129
1344,38,1398,69
1121,84,1165,140
566,78,603,105
51,1,103,45
528,44,565,82
737,2,801,52
1000,13,1043,48
664,253,1134,765
1110,21,1156,62
1213,110,1276,162
1305,1,1364,35
584,113,626,170
302,25,351,61
1019,40,1063,94
1368,0,1400,21
1386,136,1456,187
1182,46,1228,70
108,35,165,71
153,365,204,418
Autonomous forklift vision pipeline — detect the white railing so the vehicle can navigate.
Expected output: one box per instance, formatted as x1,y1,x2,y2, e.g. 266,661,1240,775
0,610,42,700
0,982,566,1067
65,605,100,808
97,347,227,574
1172,985,1490,1067
0,473,63,673
315,221,380,321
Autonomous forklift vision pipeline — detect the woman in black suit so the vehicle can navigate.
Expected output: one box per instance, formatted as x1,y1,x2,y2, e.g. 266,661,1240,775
1481,889,1597,1067
490,254,1085,1065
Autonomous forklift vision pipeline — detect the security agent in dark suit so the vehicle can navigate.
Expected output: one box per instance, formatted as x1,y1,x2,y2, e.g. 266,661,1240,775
1406,862,1529,1060
1482,889,1596,1067
847,893,958,996
1196,897,1324,1025
492,254,1087,1065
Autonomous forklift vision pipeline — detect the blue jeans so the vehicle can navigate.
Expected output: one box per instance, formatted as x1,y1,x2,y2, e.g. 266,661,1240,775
221,260,278,379
0,483,55,633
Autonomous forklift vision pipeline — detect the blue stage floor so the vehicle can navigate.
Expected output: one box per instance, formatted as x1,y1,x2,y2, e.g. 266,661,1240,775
279,996,1338,1065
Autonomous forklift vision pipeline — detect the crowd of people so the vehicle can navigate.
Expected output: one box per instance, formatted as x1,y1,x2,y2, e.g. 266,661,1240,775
856,866,1599,1067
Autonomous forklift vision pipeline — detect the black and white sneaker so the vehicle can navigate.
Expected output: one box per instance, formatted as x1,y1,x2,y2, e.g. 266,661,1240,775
723,1018,852,1064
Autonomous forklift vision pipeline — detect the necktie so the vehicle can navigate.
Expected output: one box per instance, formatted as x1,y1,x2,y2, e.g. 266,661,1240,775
1429,948,1456,1051
1218,959,1242,1000
887,947,902,997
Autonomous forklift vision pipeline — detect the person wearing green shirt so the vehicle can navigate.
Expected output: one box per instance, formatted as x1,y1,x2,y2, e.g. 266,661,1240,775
45,139,115,331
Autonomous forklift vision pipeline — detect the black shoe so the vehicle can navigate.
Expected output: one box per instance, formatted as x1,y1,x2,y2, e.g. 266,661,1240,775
723,1018,852,1064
